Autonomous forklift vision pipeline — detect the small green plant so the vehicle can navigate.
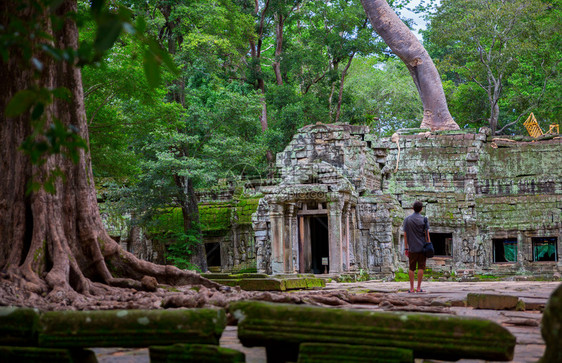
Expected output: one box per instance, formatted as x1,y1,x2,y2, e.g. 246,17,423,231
394,268,409,282
357,269,370,282
337,274,355,283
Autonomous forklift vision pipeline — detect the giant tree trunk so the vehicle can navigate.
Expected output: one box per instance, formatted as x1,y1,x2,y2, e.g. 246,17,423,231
361,0,460,130
0,0,218,302
174,174,208,272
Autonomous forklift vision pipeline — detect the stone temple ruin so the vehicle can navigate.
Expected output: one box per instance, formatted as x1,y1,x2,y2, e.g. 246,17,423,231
196,123,561,278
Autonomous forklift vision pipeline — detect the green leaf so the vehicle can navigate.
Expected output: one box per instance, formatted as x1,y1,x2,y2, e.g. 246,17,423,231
31,103,44,120
52,87,71,101
94,14,123,55
135,16,146,34
6,90,36,117
90,0,104,16
143,49,161,89
158,47,179,76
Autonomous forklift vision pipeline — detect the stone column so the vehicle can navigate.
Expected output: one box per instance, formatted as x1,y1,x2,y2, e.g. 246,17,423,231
343,203,351,272
327,199,344,273
285,203,297,273
269,203,285,274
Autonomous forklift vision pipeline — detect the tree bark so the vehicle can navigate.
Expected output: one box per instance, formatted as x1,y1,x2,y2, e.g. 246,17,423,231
0,0,218,302
273,13,285,86
335,52,356,123
174,174,208,272
361,0,460,130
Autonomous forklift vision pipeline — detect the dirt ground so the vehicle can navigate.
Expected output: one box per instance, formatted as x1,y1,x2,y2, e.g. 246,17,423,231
90,280,559,363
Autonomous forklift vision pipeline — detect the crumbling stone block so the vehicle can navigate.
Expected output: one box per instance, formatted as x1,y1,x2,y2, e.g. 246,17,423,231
230,301,515,362
297,343,413,363
38,308,226,348
238,278,285,291
150,343,245,363
0,307,39,346
467,293,520,310
539,283,562,363
0,346,97,363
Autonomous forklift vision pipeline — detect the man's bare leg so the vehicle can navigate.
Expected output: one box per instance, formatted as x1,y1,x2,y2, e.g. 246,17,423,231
417,269,424,292
409,269,415,292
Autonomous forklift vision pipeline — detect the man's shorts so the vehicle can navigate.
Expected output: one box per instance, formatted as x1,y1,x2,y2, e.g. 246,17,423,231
409,252,426,271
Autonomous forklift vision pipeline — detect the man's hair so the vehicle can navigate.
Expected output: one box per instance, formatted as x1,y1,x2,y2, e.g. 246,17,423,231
413,201,423,213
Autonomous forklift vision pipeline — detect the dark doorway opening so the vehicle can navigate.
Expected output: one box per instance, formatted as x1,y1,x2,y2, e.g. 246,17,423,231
532,237,558,262
310,216,329,274
205,242,221,267
493,238,517,262
429,233,453,256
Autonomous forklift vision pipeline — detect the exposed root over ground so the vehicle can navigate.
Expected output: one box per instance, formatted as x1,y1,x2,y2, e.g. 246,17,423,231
0,277,454,314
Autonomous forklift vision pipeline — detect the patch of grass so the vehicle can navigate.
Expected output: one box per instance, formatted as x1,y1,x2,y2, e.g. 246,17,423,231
473,274,501,281
394,268,409,282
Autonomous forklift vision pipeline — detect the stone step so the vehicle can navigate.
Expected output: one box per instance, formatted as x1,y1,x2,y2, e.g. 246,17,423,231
0,307,40,345
467,293,522,310
230,301,515,362
38,308,226,348
297,343,413,363
150,343,245,363
203,275,326,291
0,346,97,363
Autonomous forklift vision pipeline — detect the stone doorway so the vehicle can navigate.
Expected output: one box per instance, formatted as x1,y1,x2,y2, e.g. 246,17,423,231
309,216,329,274
205,242,221,269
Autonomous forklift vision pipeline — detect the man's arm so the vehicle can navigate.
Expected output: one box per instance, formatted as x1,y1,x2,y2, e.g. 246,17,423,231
404,231,409,257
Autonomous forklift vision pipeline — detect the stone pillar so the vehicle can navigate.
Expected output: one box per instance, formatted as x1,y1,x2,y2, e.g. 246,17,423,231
343,203,351,272
269,203,285,274
327,199,343,273
349,208,360,270
285,203,297,273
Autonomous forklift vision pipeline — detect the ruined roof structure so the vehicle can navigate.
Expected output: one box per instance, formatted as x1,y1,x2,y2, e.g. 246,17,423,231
138,123,562,278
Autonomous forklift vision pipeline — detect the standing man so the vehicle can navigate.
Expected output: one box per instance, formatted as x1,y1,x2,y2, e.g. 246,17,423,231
403,201,430,293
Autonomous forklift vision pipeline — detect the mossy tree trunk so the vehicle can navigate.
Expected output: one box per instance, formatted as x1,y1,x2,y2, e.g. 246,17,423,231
361,0,460,130
0,0,217,302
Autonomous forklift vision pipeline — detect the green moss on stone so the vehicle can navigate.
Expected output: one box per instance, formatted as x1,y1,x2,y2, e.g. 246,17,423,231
0,346,96,363
298,342,413,363
230,301,515,362
539,284,562,363
38,309,226,348
150,343,245,363
238,278,285,291
0,307,40,346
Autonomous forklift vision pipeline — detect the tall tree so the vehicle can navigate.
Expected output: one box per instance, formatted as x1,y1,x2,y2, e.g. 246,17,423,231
0,0,217,302
424,0,561,134
360,0,460,130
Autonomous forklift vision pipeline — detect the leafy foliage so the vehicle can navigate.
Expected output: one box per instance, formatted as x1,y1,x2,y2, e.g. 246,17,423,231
423,0,561,134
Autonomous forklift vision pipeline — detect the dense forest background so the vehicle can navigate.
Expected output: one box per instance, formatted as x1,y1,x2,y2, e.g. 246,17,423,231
80,0,560,268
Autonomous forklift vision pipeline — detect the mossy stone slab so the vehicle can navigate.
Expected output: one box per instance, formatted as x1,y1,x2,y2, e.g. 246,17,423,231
283,278,326,290
230,301,515,362
238,278,286,291
0,346,97,363
297,343,413,363
539,284,562,363
0,307,40,345
150,343,245,363
467,293,519,310
38,308,226,348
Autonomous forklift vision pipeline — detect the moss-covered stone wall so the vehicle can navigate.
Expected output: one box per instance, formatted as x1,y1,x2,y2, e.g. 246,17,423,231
376,128,561,276
198,191,261,273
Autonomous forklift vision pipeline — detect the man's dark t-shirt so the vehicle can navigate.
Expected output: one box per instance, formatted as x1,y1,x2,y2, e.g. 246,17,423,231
403,212,429,253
